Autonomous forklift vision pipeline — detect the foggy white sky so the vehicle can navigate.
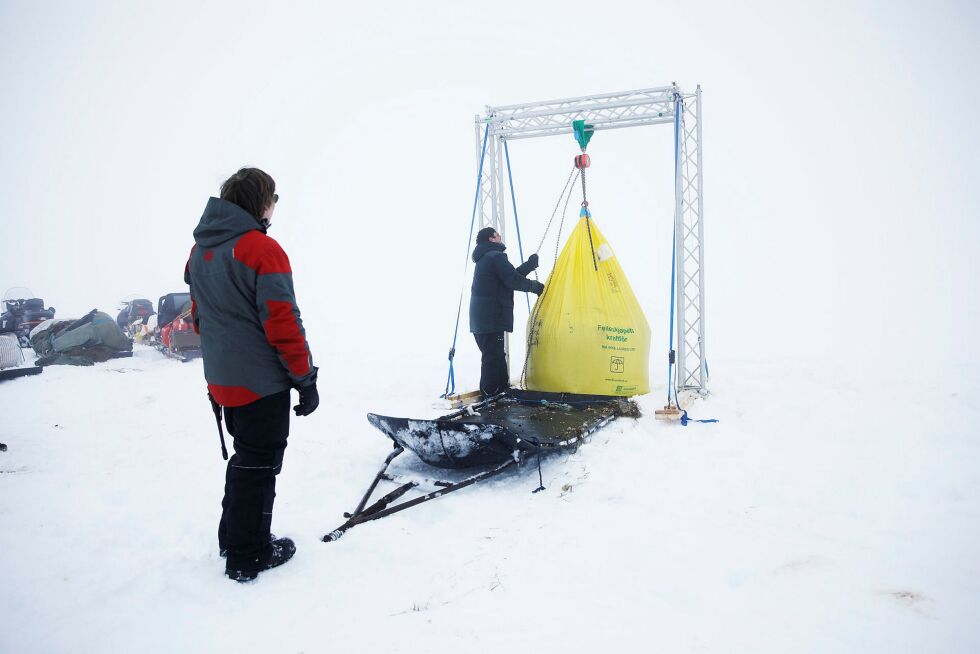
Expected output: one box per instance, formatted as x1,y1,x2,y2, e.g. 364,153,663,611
1,0,977,385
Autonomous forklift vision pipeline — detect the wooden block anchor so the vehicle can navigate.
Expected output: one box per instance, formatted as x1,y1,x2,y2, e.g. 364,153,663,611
447,389,484,409
654,404,684,421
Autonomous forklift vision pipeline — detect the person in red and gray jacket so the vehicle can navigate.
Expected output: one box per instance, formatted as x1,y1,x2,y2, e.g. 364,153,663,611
185,167,317,583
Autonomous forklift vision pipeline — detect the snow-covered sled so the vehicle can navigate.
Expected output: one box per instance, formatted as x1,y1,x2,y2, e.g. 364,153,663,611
0,333,42,382
322,388,639,542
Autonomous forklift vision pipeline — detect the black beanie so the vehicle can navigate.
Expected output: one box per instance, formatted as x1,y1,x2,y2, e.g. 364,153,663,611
476,226,497,243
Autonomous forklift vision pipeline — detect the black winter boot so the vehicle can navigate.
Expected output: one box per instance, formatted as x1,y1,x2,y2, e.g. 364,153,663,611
220,533,276,559
225,537,296,583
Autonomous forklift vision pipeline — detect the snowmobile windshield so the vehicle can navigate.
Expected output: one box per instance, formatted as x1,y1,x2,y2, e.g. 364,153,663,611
158,293,191,326
3,287,35,311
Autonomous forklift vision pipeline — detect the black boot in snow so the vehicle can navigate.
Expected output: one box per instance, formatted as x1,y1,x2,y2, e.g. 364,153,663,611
220,533,276,558
225,537,296,583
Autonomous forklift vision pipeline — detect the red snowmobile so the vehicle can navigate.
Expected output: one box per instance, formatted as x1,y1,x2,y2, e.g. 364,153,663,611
154,292,201,361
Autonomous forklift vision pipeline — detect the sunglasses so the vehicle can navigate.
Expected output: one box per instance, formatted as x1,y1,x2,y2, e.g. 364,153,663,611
273,193,279,203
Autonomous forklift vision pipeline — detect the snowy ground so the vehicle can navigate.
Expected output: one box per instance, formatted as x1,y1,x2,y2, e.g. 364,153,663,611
1,346,977,653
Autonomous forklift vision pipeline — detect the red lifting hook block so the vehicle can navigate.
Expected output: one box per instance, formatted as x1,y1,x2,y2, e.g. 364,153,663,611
574,153,591,169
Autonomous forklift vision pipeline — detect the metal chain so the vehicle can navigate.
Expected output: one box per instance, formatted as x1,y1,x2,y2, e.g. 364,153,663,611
579,167,598,271
534,166,578,257
533,168,580,283
552,170,579,273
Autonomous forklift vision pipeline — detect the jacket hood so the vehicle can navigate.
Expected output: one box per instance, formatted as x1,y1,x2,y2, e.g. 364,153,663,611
472,241,506,263
193,197,265,248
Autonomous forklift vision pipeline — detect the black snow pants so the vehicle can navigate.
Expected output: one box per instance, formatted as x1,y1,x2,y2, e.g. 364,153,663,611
218,389,290,570
474,332,509,396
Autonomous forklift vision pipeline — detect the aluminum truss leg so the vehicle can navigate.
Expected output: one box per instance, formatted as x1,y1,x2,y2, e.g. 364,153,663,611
475,115,506,240
476,115,511,372
673,89,708,396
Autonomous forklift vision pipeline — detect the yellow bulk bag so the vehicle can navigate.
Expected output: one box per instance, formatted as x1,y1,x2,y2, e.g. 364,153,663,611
524,210,650,396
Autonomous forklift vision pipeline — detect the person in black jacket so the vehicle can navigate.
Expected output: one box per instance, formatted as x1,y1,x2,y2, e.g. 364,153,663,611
469,226,545,396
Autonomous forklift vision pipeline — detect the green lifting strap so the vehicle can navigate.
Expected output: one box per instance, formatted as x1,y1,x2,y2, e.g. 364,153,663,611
572,119,594,150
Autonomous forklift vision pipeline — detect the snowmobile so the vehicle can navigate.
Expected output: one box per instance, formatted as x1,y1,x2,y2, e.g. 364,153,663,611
115,297,155,338
322,388,640,542
154,292,201,361
1,288,56,348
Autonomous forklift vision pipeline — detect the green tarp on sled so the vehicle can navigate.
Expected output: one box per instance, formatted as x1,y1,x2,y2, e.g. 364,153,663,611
31,310,132,366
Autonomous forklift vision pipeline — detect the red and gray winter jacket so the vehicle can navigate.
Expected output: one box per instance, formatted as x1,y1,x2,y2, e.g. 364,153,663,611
185,197,315,407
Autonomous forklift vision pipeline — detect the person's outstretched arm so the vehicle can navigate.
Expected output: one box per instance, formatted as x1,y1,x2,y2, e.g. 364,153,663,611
494,254,543,294
514,253,539,277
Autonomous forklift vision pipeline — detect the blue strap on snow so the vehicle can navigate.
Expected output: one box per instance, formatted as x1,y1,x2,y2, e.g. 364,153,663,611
443,123,491,398
680,410,719,426
503,140,531,313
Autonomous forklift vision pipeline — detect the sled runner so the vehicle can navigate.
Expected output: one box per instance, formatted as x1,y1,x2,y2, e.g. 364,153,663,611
322,388,639,542
0,365,43,383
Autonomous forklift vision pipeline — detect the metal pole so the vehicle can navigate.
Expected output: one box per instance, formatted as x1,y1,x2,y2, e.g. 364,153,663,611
672,93,687,402
474,115,484,228
493,135,506,241
695,86,707,389
492,135,512,376
490,85,676,112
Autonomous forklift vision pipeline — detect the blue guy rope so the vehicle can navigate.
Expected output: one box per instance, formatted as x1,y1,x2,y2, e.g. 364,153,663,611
503,140,531,313
680,410,719,426
442,122,491,398
668,94,681,407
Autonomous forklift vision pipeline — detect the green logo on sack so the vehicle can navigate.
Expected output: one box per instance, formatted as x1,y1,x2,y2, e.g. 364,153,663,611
598,323,633,343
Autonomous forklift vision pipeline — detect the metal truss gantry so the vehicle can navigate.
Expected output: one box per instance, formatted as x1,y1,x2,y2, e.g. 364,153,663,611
474,84,708,396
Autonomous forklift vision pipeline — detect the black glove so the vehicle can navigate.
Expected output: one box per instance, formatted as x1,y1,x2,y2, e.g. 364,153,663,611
294,382,319,417
530,281,545,295
526,253,539,270
293,367,320,417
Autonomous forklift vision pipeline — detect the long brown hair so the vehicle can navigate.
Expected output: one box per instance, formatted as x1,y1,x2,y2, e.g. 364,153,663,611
219,167,276,220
